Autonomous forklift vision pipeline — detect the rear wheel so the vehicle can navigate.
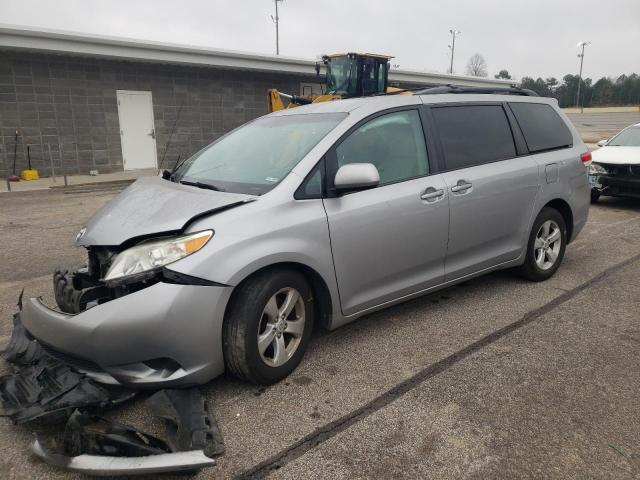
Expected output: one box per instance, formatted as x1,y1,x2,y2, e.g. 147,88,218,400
519,207,567,282
222,269,314,384
591,190,601,203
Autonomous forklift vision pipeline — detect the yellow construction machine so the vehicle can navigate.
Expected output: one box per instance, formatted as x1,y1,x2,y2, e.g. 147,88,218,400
268,52,402,112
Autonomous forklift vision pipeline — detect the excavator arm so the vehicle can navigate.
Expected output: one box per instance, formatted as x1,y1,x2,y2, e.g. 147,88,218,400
268,89,314,112
268,89,342,113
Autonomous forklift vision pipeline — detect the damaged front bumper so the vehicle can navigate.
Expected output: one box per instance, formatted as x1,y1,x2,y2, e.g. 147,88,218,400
2,312,224,475
21,280,233,387
590,164,640,198
597,174,640,198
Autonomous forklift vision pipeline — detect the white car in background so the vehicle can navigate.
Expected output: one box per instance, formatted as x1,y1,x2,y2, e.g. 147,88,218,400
589,123,640,202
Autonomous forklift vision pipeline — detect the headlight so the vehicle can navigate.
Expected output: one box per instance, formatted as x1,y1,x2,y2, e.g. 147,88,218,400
589,163,607,175
104,230,213,282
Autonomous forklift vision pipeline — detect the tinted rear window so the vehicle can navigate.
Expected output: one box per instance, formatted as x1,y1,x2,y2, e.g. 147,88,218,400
509,102,573,153
432,105,517,170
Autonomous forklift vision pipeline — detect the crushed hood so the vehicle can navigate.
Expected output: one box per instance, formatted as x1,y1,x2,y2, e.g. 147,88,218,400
592,146,640,165
76,176,255,246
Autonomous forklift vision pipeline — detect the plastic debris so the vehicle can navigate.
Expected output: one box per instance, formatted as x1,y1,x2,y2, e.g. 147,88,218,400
0,356,136,424
1,312,44,365
147,388,225,457
64,409,171,457
1,305,223,475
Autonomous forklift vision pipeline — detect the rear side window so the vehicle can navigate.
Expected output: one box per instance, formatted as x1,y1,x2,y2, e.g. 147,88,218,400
432,105,516,170
509,102,573,153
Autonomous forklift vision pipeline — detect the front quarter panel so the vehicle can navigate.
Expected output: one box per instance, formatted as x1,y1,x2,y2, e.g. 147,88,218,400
167,183,339,314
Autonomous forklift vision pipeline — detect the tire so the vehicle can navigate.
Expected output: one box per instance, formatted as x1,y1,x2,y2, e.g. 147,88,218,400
222,268,314,385
519,207,567,282
590,190,600,203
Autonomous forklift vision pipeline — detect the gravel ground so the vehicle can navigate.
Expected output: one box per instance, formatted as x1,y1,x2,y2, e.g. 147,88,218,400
0,187,639,479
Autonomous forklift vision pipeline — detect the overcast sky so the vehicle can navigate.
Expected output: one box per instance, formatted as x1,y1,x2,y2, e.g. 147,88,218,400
1,0,638,80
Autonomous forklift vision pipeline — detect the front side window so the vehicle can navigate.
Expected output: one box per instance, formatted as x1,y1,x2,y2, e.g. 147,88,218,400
432,105,516,171
174,113,346,195
335,110,429,186
295,163,324,200
607,126,640,146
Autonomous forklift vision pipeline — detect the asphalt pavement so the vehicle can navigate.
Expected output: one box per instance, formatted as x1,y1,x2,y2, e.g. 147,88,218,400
0,187,639,479
566,111,640,143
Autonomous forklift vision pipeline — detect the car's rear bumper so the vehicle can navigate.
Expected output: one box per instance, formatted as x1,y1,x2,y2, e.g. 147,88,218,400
21,282,233,388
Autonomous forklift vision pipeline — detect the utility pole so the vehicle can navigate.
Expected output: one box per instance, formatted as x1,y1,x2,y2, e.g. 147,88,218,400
449,29,461,74
271,0,284,55
576,41,590,111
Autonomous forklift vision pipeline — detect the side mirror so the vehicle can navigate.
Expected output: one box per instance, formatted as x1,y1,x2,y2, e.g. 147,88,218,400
597,139,607,147
334,163,379,193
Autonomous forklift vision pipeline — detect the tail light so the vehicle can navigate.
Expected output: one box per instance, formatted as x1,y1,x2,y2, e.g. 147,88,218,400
580,151,592,166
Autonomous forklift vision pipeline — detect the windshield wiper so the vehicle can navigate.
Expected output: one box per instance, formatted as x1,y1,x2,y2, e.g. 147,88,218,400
179,180,225,192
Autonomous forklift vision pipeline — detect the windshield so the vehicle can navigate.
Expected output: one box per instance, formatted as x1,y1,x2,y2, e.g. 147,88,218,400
325,56,358,96
174,113,346,195
608,126,640,147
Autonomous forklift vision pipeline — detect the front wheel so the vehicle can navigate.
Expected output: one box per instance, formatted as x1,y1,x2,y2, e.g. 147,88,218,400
591,190,601,203
519,207,567,282
222,269,314,385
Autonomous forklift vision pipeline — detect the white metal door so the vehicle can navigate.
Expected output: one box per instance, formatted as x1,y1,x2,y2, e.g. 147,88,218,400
300,83,323,96
116,90,157,170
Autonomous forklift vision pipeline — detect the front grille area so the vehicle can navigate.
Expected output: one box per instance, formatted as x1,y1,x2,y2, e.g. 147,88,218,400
600,175,640,197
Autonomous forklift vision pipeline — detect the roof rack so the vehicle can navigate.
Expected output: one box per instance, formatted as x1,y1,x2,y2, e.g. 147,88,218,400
415,84,538,96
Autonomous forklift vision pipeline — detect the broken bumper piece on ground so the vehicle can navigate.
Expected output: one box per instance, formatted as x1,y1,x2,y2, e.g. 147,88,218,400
147,388,225,457
30,408,215,475
32,439,215,476
29,393,220,475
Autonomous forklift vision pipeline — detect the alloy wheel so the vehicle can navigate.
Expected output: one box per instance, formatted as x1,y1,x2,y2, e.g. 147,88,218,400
257,287,306,367
534,220,562,270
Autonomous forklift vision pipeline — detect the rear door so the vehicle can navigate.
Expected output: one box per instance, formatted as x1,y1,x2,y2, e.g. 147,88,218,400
428,103,539,280
323,108,449,316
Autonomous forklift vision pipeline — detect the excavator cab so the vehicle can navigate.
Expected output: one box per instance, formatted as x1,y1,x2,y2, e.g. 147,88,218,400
267,52,393,112
322,53,392,98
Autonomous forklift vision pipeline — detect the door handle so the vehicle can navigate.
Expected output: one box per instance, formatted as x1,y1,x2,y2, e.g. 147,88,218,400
451,181,472,193
420,187,445,201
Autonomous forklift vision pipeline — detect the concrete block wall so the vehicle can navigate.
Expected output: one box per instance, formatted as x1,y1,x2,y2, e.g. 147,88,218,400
0,50,317,177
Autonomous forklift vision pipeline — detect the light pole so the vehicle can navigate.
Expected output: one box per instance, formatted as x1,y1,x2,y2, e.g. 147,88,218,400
575,41,590,110
271,0,284,55
449,29,461,74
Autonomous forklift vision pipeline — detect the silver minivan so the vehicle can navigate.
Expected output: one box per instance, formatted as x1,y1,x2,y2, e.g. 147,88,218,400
21,90,591,387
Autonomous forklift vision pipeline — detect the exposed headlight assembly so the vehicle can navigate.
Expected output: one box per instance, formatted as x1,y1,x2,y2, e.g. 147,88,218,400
104,230,213,282
589,163,607,175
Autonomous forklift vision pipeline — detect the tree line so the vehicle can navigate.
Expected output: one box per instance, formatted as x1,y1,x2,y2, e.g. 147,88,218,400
465,54,640,108
516,73,639,108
